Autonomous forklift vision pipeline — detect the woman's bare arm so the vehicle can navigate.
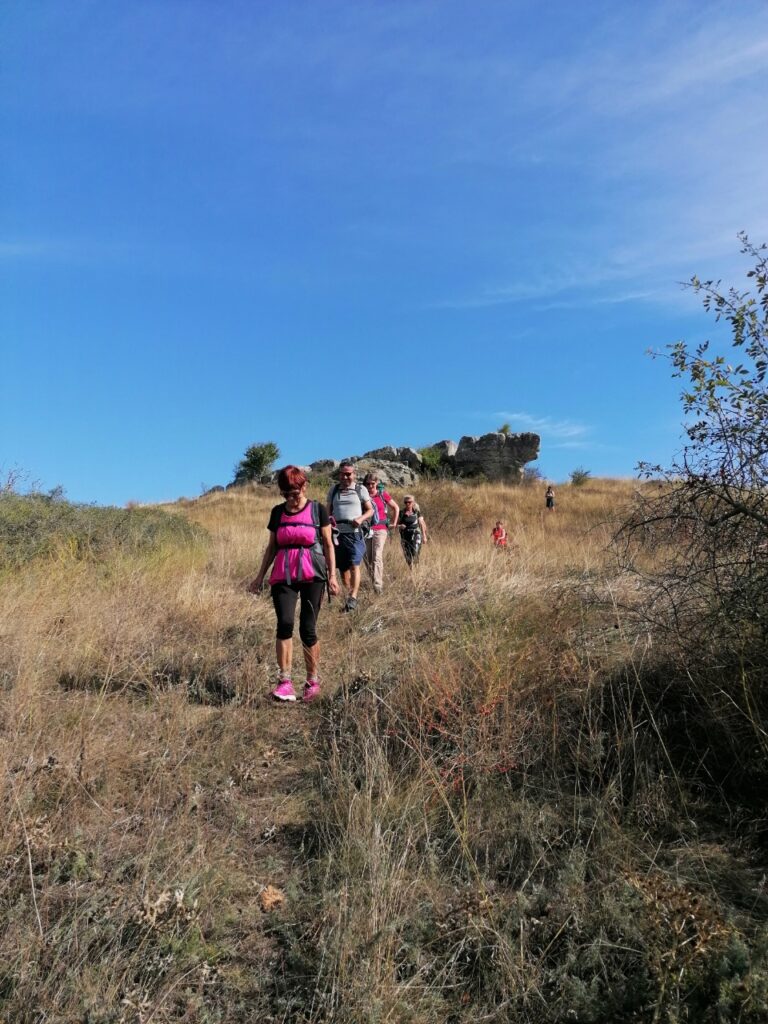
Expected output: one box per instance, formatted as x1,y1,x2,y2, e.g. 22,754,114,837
248,534,278,591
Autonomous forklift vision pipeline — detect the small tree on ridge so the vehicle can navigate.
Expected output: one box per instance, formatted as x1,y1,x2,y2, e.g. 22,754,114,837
233,442,280,484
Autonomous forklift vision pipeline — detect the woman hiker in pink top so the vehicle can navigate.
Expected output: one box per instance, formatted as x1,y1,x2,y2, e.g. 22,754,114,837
248,465,339,702
362,472,399,595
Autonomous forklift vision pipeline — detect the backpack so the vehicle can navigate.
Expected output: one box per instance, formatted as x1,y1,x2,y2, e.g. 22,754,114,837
329,482,377,536
270,500,327,584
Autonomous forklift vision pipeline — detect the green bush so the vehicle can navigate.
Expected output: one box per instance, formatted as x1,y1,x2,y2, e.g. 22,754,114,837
570,466,591,487
0,493,206,568
418,446,443,477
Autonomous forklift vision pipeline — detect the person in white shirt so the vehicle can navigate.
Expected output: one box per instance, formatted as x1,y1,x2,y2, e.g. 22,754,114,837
326,462,373,611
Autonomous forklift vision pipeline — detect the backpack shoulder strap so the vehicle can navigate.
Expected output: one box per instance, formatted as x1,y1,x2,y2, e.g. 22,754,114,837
310,500,323,540
366,484,380,525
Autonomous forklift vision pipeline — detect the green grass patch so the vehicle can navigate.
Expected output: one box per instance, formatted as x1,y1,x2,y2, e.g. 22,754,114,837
0,492,206,568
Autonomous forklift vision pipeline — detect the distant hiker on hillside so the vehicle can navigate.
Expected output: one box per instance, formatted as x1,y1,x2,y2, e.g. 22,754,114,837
362,472,399,595
326,462,373,612
248,465,339,703
492,520,508,548
397,495,428,567
545,485,555,511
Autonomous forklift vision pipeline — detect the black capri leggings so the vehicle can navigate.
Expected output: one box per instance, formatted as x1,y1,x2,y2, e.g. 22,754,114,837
271,580,325,646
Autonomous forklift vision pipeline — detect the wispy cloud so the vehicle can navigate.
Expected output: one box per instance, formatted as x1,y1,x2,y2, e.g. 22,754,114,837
492,413,624,455
0,239,68,259
427,5,768,312
496,412,590,440
0,236,140,264
434,272,684,312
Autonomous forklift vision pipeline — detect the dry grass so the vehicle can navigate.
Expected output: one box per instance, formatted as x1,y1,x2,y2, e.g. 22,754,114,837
1,479,766,1022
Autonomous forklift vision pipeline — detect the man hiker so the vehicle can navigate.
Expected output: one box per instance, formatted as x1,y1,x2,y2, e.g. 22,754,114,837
362,472,399,595
326,462,373,612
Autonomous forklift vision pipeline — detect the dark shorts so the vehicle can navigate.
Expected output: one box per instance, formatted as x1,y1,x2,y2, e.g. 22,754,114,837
546,497,555,508
336,531,365,570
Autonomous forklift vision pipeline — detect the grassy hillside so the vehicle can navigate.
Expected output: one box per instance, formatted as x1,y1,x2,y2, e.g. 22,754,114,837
1,480,766,1022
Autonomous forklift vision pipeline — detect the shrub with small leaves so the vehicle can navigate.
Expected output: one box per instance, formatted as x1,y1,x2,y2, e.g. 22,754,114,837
522,467,543,487
418,446,444,477
570,467,591,487
233,441,280,484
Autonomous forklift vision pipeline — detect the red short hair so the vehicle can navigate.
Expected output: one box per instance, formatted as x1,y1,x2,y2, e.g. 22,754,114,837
276,465,307,491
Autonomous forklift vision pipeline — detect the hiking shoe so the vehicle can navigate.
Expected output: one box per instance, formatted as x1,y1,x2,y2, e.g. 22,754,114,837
271,679,297,702
302,680,321,703
343,596,359,612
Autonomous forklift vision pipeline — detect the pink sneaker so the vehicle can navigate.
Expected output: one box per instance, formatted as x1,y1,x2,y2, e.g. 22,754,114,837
271,679,297,702
302,679,321,703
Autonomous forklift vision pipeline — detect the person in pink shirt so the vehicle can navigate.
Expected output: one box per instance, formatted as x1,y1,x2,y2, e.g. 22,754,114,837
248,465,339,703
362,472,399,595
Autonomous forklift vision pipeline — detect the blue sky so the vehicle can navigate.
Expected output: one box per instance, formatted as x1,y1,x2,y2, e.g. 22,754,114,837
2,0,767,504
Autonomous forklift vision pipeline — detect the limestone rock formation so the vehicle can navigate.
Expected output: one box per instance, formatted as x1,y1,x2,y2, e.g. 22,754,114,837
353,459,419,488
362,446,399,462
397,447,423,471
309,459,340,475
433,439,458,459
229,430,539,491
454,432,540,481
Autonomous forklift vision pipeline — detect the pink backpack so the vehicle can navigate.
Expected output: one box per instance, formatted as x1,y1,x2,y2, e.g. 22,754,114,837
269,501,327,585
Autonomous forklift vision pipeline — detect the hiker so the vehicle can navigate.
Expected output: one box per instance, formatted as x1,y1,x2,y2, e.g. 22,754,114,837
326,462,373,612
492,520,508,548
362,472,399,595
248,465,339,702
397,495,428,567
545,485,555,511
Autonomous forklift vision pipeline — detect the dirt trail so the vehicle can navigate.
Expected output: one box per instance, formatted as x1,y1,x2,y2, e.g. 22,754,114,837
204,696,325,1016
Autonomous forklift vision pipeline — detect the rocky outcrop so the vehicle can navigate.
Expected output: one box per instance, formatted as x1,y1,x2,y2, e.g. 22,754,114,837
397,447,423,471
454,432,540,481
309,458,339,475
429,439,458,472
433,440,458,459
223,431,539,491
362,446,399,462
353,459,419,488
314,433,539,483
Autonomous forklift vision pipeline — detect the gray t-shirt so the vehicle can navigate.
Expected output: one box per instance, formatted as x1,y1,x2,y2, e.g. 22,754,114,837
326,483,371,522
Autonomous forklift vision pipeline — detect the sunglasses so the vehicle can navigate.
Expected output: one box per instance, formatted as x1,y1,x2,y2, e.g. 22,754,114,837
281,487,302,497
